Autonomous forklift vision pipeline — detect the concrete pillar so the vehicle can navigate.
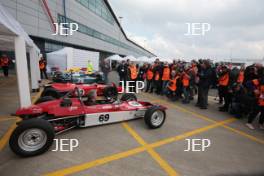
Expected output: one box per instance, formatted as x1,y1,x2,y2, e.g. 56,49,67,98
29,48,39,92
14,36,31,107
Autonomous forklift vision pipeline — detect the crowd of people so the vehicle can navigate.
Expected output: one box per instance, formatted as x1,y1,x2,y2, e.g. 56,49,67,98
115,58,264,130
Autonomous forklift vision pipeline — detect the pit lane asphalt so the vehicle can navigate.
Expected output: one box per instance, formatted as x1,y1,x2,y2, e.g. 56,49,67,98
0,71,264,176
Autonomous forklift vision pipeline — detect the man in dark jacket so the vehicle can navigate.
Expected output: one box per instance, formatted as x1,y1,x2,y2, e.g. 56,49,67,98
196,60,213,109
101,59,111,83
152,60,163,94
117,60,128,86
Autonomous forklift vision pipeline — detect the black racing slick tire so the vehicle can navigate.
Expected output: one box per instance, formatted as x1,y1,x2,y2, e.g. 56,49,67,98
103,86,118,100
120,93,137,101
144,106,166,129
9,118,55,157
41,87,61,99
35,96,56,104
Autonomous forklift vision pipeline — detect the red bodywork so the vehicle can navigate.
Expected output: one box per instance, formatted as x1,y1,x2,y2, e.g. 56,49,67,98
15,99,166,118
50,83,122,96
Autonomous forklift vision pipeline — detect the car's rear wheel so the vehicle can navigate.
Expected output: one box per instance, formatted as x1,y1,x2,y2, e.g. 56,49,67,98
120,93,137,101
41,87,61,99
9,118,55,157
35,96,56,104
103,86,118,100
144,106,166,129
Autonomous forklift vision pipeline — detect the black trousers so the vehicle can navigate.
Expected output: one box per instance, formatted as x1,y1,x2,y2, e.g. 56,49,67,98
129,79,137,93
119,75,127,87
40,69,48,79
145,79,153,92
248,104,264,124
197,86,209,108
2,66,9,77
218,85,227,102
154,80,162,94
219,86,231,110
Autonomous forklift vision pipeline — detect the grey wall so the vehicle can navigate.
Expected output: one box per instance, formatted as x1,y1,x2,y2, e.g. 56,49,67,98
0,0,154,57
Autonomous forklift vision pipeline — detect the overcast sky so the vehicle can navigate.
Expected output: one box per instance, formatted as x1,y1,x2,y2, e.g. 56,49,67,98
110,0,264,61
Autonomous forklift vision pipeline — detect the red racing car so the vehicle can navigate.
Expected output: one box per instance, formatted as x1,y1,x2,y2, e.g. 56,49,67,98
9,89,166,157
37,82,122,104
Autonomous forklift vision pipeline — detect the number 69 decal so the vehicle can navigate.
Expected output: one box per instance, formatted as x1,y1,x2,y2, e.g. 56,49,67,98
99,114,110,122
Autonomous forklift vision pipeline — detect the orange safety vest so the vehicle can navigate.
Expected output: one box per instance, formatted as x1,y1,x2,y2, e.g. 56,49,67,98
129,65,138,80
155,72,160,81
162,67,170,81
2,58,9,66
252,79,259,87
259,85,264,106
168,76,179,91
219,73,229,86
39,62,45,70
182,74,190,87
237,71,244,83
146,68,154,80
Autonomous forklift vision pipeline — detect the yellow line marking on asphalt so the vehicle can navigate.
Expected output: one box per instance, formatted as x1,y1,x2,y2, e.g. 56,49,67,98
143,93,264,145
0,89,41,151
44,118,234,176
222,125,264,144
32,89,43,104
45,147,146,176
149,118,236,148
122,122,180,176
0,117,17,122
0,118,20,151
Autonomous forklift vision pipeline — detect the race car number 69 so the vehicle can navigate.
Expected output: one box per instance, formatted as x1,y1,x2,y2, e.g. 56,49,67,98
99,114,110,122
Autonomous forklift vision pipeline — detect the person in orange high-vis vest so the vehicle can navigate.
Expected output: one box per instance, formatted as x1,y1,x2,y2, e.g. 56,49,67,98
39,56,48,79
247,78,264,130
145,64,154,93
161,62,170,95
182,69,191,104
0,54,10,77
128,62,138,93
167,70,180,101
219,72,229,86
218,66,231,112
237,67,245,84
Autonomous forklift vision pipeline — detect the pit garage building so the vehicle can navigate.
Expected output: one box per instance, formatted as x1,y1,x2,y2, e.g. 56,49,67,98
0,0,155,59
0,0,155,108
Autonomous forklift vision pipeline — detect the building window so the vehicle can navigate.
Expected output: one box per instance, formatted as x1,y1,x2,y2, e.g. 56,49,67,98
57,14,147,56
45,42,64,52
76,0,115,25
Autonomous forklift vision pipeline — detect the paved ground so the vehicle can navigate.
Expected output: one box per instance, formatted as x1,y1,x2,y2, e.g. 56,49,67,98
0,71,264,176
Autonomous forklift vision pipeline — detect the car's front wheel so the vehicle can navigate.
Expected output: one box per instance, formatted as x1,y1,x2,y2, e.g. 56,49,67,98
144,106,166,129
9,118,55,157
